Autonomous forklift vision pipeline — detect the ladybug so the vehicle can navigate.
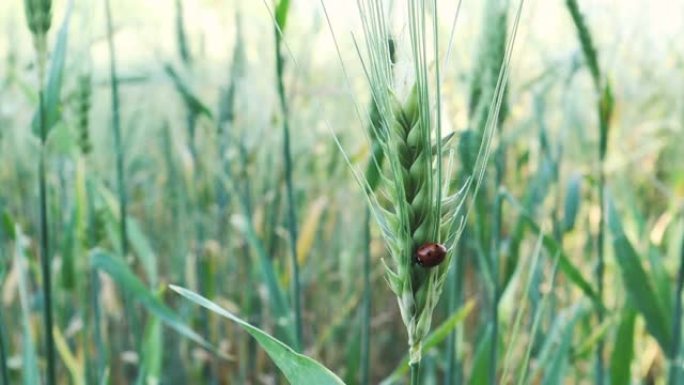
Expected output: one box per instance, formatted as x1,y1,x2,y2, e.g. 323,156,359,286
415,243,447,268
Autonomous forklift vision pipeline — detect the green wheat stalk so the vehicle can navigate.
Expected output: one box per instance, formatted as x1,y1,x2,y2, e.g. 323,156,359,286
273,0,303,351
565,2,614,384
23,0,56,383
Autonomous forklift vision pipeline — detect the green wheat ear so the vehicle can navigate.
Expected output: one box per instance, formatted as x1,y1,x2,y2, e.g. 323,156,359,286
24,0,53,67
356,1,473,365
76,73,93,155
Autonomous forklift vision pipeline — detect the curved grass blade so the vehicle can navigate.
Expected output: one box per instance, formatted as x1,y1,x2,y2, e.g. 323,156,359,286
164,64,212,119
89,250,218,355
170,285,345,385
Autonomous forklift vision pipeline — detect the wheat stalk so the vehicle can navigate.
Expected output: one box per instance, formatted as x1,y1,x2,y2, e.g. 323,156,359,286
23,0,55,384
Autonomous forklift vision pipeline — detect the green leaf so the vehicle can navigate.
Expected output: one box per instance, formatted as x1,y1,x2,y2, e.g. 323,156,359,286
164,64,212,119
647,245,673,322
232,214,295,346
31,4,72,137
275,0,291,32
379,300,475,385
610,306,636,385
89,250,218,355
170,285,345,385
607,198,672,355
470,325,493,385
1,210,15,241
562,173,581,233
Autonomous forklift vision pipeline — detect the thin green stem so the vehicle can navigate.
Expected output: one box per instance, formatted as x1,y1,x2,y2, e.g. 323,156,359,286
410,362,420,385
668,219,684,385
104,0,128,259
104,0,141,373
360,208,371,385
38,81,57,385
274,16,302,351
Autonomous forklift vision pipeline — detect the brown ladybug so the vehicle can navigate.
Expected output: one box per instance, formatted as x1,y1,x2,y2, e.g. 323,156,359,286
415,243,447,268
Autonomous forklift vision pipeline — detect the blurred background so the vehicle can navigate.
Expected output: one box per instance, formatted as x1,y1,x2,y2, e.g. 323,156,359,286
1,0,683,384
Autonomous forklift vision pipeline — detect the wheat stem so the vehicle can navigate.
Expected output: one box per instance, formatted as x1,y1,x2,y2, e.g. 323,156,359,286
273,1,303,350
104,0,142,376
410,362,420,385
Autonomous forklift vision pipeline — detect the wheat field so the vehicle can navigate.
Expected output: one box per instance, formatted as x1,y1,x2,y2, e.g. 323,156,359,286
0,0,683,384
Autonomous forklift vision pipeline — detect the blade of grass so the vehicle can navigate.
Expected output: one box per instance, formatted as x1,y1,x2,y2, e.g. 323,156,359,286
53,327,84,385
611,306,636,385
607,197,672,354
89,250,219,355
170,285,345,385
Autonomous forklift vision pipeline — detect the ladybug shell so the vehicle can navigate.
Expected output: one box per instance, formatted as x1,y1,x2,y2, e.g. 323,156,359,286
415,243,447,268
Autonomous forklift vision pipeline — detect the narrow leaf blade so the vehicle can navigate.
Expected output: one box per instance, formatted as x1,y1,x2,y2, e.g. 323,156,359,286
170,285,345,385
89,251,217,354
